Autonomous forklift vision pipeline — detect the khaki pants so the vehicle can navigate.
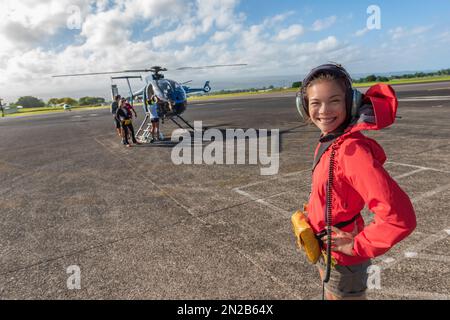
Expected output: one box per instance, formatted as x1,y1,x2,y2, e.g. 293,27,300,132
317,257,371,300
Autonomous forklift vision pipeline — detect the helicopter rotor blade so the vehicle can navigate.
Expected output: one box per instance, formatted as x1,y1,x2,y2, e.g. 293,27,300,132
52,64,246,78
175,64,247,71
52,69,152,78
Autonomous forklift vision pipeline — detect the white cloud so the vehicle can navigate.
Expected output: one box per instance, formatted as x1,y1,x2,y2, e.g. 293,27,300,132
263,10,296,26
196,0,243,32
81,9,131,48
311,16,337,31
436,31,450,43
389,27,406,40
0,0,90,51
316,36,339,51
152,24,201,48
125,0,186,20
276,24,304,41
151,0,244,48
354,27,369,37
389,25,433,40
211,31,233,42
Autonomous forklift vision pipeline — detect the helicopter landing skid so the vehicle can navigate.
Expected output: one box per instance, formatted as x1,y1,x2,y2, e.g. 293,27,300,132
169,115,195,131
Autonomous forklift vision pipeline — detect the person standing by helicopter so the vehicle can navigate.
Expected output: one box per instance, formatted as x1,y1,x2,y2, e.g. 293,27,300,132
147,94,161,143
116,99,139,147
122,97,137,119
0,98,4,117
111,95,122,137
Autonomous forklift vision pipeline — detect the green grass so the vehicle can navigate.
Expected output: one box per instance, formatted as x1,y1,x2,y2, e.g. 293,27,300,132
4,105,109,117
353,75,450,88
5,109,67,117
188,89,295,101
188,75,450,101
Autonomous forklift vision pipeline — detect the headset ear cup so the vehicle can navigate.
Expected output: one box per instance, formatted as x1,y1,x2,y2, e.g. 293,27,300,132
352,89,363,117
296,94,308,120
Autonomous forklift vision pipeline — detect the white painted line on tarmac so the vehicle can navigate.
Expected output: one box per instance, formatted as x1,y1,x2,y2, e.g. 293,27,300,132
428,87,450,91
393,168,427,180
233,188,291,218
404,251,418,258
231,243,305,300
393,123,450,131
387,161,450,174
405,253,450,263
380,228,449,271
412,95,450,99
94,136,124,153
398,95,450,102
232,169,310,190
404,229,449,256
382,257,396,264
410,183,450,203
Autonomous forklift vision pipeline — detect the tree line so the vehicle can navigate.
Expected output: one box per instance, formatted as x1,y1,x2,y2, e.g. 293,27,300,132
11,96,106,108
354,68,450,83
292,68,450,88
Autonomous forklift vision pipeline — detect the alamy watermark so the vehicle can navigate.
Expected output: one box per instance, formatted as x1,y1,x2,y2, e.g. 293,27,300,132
367,265,382,290
66,5,82,30
66,265,81,290
170,121,280,176
367,5,381,30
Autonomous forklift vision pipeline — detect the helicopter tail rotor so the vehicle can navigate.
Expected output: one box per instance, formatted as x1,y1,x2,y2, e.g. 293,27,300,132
203,81,211,92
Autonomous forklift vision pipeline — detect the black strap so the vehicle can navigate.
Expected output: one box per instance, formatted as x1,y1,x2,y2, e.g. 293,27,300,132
312,128,346,172
312,139,333,172
315,213,361,240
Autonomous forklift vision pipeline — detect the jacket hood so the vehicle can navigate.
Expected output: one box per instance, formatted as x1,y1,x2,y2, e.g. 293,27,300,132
313,83,396,171
346,83,398,134
337,83,397,165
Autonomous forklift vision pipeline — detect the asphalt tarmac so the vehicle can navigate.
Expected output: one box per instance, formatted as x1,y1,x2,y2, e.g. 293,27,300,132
0,81,449,299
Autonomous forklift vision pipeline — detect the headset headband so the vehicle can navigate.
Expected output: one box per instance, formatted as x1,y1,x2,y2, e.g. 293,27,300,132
297,63,356,121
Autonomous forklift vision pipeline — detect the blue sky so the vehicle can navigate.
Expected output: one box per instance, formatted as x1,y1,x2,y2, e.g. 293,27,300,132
0,0,449,102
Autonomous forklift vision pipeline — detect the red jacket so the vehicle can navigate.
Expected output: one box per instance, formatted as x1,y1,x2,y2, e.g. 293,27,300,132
124,103,135,115
308,84,417,265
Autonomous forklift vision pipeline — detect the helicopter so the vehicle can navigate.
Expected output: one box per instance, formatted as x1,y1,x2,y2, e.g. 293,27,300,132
53,64,246,140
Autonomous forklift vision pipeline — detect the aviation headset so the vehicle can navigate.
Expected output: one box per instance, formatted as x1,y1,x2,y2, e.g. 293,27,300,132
295,63,363,124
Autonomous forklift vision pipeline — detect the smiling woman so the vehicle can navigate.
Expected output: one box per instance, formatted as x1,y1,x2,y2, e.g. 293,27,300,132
292,63,416,300
305,74,347,135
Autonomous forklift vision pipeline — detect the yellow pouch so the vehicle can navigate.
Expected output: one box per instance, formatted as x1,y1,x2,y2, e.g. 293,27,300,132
123,119,131,126
291,206,321,264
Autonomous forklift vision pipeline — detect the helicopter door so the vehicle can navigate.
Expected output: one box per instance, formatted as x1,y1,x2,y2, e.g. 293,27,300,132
146,83,155,100
147,83,154,97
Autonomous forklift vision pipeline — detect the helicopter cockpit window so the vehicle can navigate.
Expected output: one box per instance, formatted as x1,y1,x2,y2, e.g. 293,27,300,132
155,79,186,102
